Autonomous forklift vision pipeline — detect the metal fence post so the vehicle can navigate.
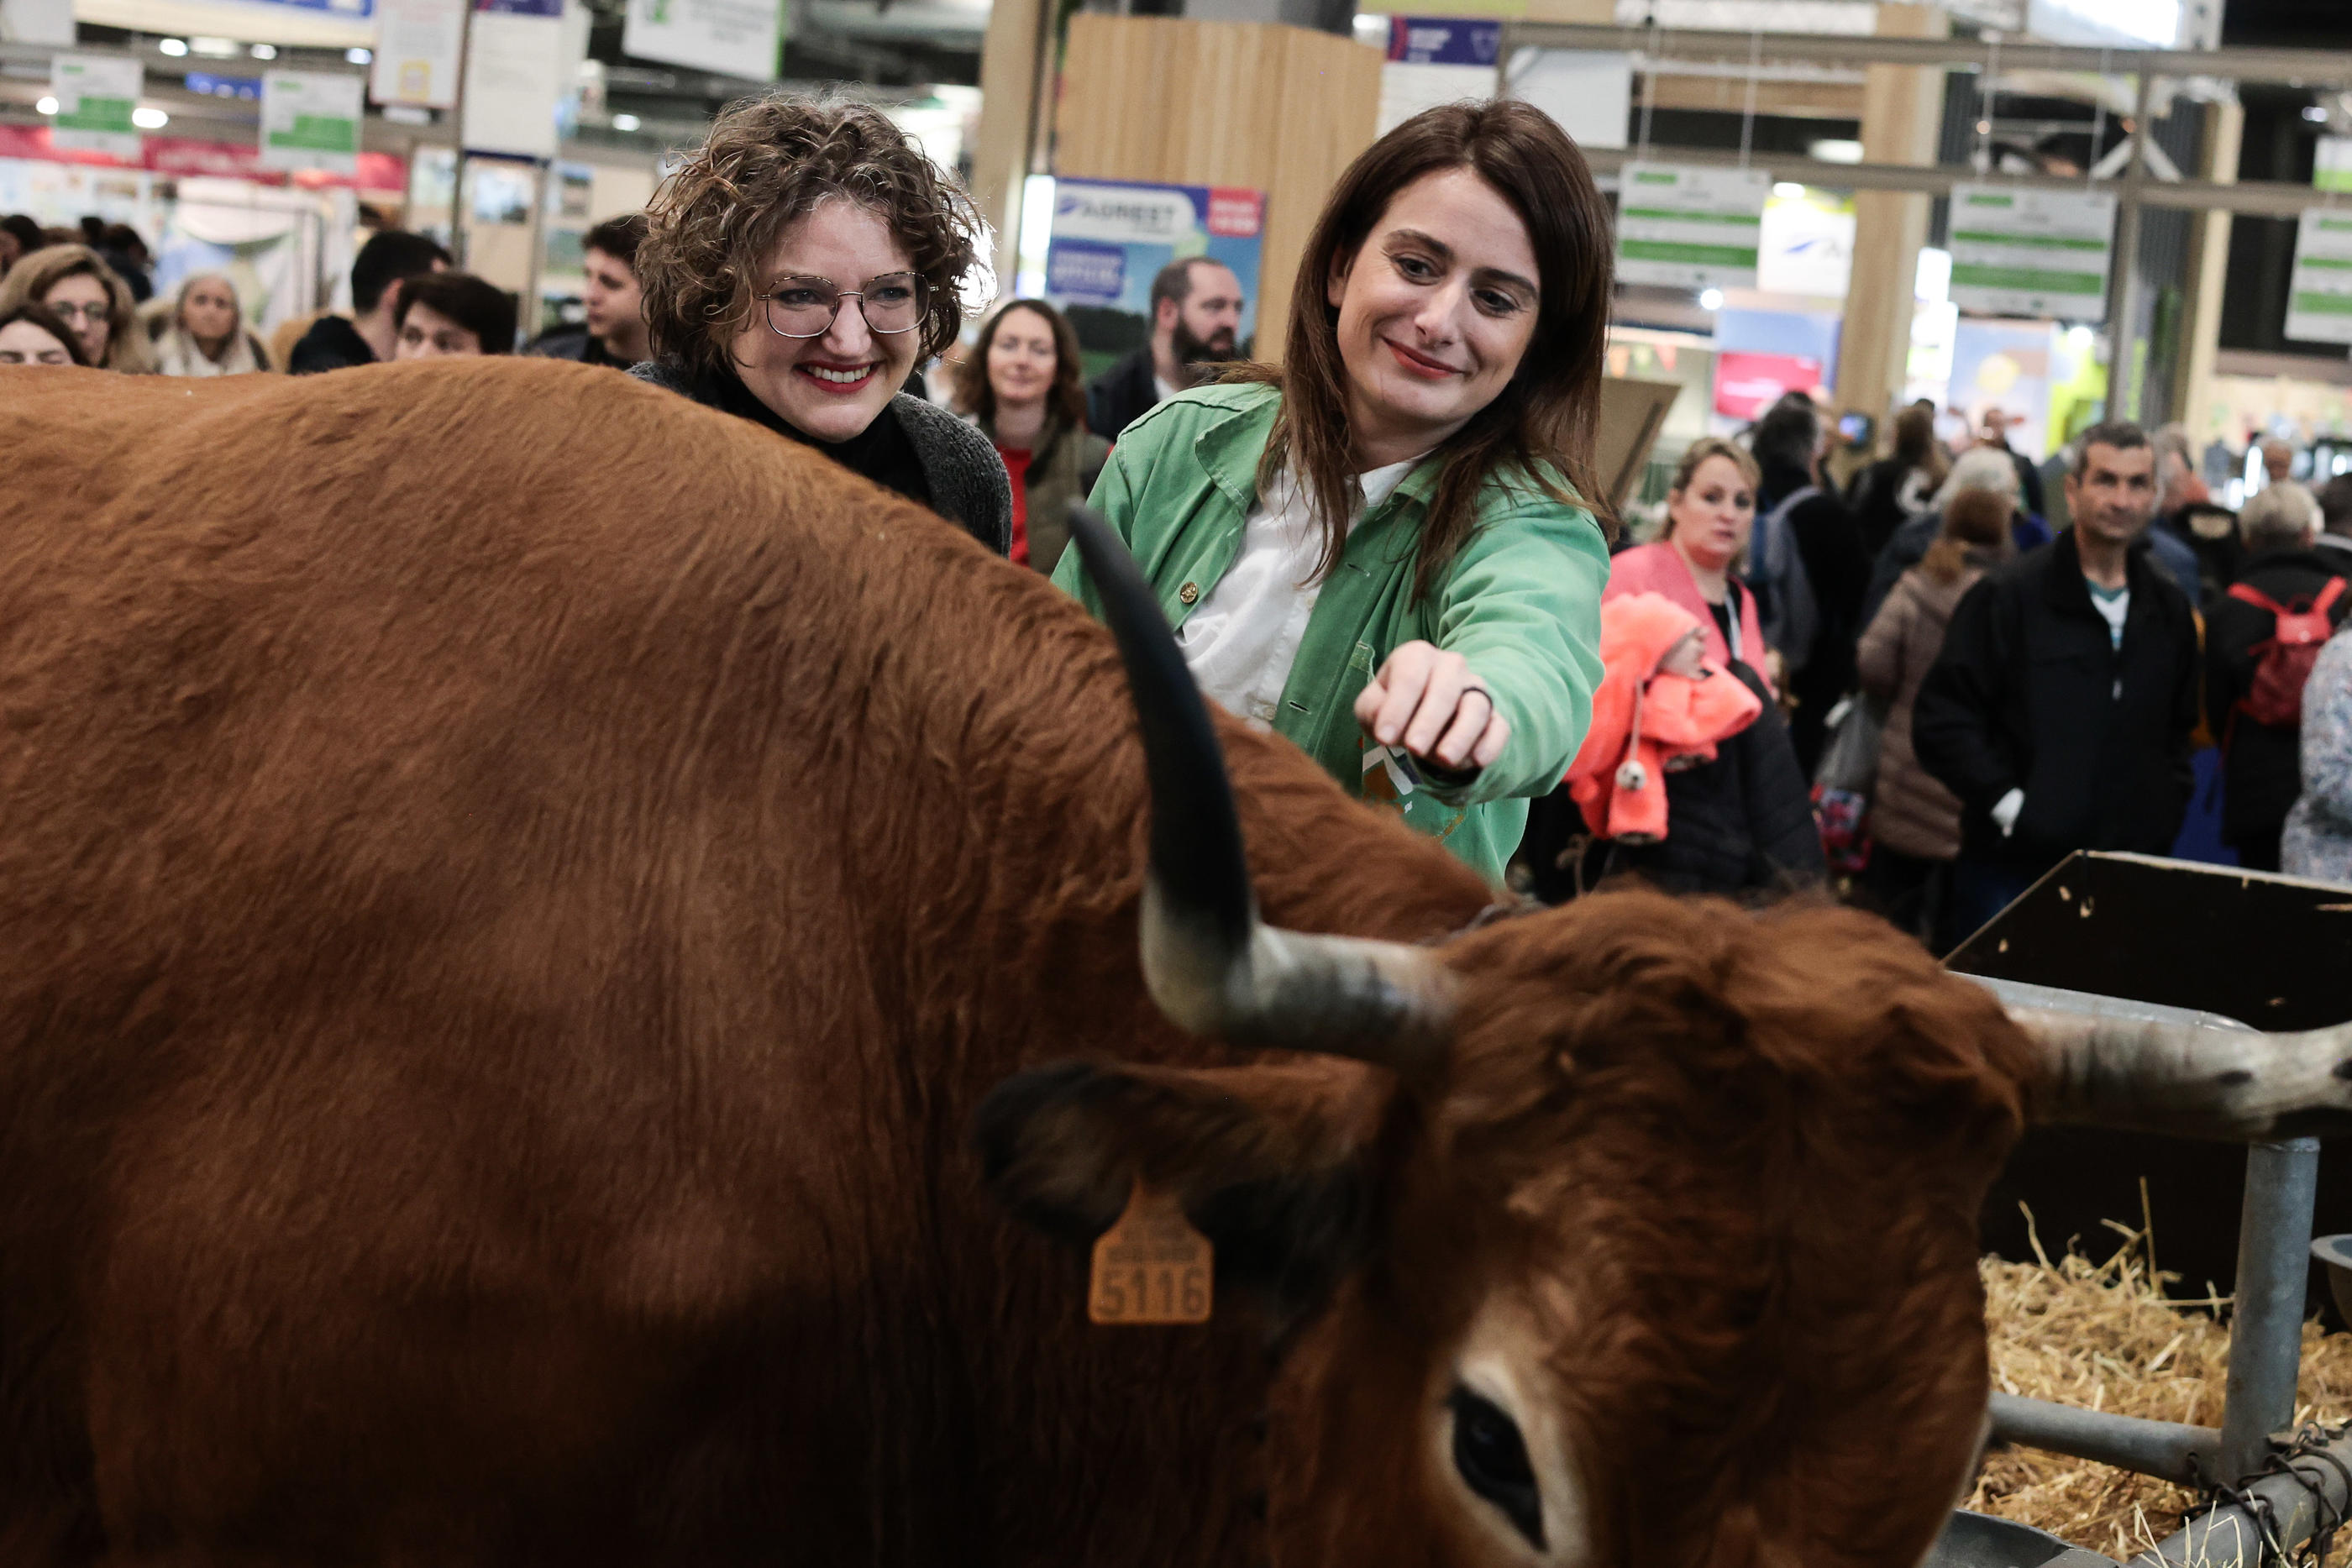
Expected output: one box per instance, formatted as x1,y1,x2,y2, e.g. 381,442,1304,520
2218,1136,2322,1484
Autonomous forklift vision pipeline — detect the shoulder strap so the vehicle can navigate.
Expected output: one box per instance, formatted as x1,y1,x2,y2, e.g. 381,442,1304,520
2226,581,2290,617
2316,577,2348,615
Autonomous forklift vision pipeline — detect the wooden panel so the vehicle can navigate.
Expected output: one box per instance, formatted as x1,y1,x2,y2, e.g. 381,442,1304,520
1830,2,1946,429
1056,13,1381,361
972,0,1051,287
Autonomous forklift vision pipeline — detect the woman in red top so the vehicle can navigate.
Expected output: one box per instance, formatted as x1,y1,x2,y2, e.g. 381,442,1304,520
953,299,1110,574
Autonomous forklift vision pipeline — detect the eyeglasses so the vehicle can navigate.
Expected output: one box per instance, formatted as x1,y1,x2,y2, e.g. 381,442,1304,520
759,273,928,339
47,301,109,325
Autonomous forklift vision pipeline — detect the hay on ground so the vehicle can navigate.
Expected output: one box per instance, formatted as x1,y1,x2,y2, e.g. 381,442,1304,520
1971,1208,2352,1563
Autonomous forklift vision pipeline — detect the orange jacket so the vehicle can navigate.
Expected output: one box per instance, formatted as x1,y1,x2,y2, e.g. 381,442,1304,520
1565,592,1764,843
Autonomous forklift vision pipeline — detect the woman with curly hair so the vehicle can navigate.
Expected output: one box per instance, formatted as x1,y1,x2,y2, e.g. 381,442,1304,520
0,244,149,372
1051,101,1613,885
951,297,1107,574
632,95,1010,554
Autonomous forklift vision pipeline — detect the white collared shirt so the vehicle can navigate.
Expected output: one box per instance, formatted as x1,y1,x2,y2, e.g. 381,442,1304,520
1176,456,1422,728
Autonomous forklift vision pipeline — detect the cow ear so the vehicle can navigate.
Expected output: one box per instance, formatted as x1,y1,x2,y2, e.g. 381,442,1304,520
974,1059,1385,1319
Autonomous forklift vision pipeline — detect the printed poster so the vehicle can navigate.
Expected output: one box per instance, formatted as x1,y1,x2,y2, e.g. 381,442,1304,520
260,70,362,174
51,54,143,159
1614,163,1767,292
371,0,468,108
1947,183,2115,323
460,0,564,159
1042,179,1264,380
622,0,781,81
1377,17,1499,137
2288,207,2352,346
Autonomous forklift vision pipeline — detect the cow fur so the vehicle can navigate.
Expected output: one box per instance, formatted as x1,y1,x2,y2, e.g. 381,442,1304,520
0,360,2034,1566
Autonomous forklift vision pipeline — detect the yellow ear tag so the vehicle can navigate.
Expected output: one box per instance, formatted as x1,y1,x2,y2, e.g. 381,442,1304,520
1089,1180,1214,1325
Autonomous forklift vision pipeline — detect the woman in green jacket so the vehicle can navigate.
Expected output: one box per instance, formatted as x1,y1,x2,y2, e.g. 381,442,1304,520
1052,101,1614,885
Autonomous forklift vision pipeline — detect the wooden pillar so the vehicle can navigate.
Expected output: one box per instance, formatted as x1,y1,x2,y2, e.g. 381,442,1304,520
1832,3,1947,435
1054,13,1381,355
2170,97,2244,438
971,0,1052,299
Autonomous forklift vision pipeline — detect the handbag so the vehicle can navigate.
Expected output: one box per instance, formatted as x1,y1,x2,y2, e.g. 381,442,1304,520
1813,692,1886,797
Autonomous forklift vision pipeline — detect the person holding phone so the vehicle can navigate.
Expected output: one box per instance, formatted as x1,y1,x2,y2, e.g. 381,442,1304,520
1053,102,1612,884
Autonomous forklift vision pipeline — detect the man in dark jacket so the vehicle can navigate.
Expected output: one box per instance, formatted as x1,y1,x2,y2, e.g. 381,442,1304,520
527,213,648,368
289,231,450,374
1748,397,1868,776
1084,256,1243,439
2206,483,2350,871
1913,422,2198,940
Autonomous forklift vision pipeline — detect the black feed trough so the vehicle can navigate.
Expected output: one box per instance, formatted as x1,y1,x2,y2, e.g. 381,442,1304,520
1948,852,2352,1313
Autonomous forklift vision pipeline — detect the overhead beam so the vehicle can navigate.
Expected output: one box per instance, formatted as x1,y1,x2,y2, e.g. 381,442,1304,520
1503,22,2352,87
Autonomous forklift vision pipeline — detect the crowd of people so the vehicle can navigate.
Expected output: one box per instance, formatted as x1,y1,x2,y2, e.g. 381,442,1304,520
9,89,2352,938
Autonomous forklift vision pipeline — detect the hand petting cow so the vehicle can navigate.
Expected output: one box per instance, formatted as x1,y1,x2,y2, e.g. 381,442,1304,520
3,359,2348,1568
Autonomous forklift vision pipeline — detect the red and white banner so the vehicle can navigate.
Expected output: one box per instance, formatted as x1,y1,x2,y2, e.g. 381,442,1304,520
0,122,406,194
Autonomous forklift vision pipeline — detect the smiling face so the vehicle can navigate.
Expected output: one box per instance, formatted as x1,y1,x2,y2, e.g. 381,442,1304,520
42,271,113,365
1325,167,1541,467
0,317,76,365
180,276,239,350
1667,454,1756,574
728,199,921,444
394,302,483,359
984,304,1059,415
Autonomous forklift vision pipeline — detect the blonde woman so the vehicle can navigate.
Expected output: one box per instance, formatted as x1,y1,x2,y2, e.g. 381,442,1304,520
1607,438,1772,693
0,244,149,372
148,273,270,375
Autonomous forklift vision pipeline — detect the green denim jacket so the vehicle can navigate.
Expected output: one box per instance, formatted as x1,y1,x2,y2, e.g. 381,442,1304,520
1051,381,1607,885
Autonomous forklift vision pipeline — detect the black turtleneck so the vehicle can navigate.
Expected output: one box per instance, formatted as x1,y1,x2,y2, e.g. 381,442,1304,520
695,361,934,511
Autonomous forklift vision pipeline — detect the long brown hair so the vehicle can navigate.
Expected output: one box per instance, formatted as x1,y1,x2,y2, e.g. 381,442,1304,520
1922,488,2010,584
1228,101,1615,602
952,298,1087,430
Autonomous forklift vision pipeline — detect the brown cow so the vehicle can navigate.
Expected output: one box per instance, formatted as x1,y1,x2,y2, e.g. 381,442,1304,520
2,359,2345,1567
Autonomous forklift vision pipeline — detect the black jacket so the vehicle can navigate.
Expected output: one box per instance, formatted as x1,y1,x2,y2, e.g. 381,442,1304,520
2206,547,2352,844
1757,461,1869,778
1598,663,1826,898
287,315,376,375
1085,348,1160,441
525,326,632,368
1912,528,2199,869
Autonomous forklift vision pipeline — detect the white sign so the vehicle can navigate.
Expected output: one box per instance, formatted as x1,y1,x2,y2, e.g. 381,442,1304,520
1614,163,1767,291
260,70,361,173
0,0,76,47
1504,49,1630,151
371,0,467,107
461,5,565,159
1947,183,2116,323
2318,137,2352,197
50,54,143,159
1756,187,1855,299
2288,207,2352,346
621,0,780,82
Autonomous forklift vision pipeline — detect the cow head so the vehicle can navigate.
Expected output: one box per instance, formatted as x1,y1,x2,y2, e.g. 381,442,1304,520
979,506,2352,1567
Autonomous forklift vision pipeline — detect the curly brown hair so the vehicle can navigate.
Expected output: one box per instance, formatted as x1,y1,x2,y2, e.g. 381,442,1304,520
950,299,1087,430
638,95,986,377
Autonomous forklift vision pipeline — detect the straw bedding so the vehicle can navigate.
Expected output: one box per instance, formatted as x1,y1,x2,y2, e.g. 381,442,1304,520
1971,1207,2352,1561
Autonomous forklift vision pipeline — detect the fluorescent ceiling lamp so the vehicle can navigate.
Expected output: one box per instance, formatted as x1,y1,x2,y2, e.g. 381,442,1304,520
189,35,236,54
1809,138,1864,164
345,45,371,63
1772,181,1805,199
250,42,276,57
131,106,169,128
1698,287,1725,312
611,113,641,131
157,35,187,53
35,95,58,113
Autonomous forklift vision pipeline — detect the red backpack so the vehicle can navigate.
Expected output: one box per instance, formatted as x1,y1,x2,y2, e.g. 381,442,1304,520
2225,576,2347,728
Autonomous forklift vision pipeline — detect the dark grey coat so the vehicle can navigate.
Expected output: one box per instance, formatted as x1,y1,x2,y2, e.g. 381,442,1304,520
630,357,1011,557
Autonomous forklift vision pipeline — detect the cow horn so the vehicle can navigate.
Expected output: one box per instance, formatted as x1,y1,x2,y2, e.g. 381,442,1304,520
1065,502,1457,1075
1978,976,2352,1141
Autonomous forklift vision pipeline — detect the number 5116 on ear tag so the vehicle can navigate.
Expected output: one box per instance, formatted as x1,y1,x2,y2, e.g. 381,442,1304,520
1089,1180,1213,1325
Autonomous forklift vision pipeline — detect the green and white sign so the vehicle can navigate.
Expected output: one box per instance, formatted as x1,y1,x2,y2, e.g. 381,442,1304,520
1948,183,2116,323
1614,163,1768,291
622,0,782,82
2289,207,2352,346
50,54,143,159
2318,138,2352,197
260,71,363,175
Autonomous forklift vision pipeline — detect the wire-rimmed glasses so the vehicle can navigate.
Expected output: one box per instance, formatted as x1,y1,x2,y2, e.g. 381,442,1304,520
759,273,929,339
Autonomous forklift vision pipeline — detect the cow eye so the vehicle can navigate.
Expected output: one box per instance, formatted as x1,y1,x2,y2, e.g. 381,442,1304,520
1449,1387,1544,1549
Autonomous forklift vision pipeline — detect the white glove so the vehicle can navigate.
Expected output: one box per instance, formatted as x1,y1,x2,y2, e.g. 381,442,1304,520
1991,789,2024,838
